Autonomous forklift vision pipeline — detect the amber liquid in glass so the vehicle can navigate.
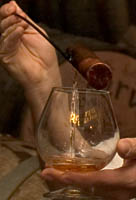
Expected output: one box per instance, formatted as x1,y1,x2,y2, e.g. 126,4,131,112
45,82,109,174
46,156,106,173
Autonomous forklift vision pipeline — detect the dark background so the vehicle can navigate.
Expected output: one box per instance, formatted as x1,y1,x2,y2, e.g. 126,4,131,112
0,0,136,43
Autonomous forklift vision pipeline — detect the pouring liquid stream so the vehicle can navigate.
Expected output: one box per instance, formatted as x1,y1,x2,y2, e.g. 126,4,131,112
69,81,79,158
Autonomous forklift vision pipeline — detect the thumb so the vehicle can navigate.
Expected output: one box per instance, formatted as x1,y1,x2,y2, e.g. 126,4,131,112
117,138,136,159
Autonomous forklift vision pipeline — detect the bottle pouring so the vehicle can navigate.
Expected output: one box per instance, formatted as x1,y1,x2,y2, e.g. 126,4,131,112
14,13,112,90
66,44,112,90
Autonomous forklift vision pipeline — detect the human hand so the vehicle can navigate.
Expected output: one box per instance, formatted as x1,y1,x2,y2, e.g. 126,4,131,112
0,1,60,90
0,1,62,141
41,138,136,200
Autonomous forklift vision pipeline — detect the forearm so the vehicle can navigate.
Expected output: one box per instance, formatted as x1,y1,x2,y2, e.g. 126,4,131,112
0,1,62,144
24,62,62,132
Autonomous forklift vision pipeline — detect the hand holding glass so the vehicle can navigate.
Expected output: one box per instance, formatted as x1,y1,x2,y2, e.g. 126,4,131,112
36,87,119,199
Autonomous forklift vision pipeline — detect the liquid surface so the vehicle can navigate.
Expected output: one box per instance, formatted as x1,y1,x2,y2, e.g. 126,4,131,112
46,155,106,172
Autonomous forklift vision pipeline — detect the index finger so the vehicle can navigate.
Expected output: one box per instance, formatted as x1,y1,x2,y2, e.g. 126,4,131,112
41,168,132,200
41,166,128,188
0,1,16,21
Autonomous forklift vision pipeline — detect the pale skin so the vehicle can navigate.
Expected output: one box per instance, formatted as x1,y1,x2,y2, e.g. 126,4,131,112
0,0,62,143
0,1,136,200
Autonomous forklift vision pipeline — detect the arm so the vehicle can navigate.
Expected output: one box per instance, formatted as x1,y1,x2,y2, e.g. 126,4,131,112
0,1,62,142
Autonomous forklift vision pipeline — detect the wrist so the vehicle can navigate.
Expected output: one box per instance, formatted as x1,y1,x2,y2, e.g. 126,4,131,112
24,69,62,124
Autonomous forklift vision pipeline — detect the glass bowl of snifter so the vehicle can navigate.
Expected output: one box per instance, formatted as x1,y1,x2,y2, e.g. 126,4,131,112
36,85,119,200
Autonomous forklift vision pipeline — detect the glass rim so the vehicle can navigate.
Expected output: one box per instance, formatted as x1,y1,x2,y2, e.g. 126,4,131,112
52,87,110,94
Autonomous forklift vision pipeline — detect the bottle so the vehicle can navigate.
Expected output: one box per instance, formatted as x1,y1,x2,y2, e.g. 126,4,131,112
66,44,112,90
